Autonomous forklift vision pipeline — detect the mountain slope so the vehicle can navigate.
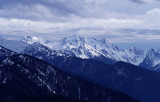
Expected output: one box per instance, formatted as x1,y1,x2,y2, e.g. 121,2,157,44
140,49,160,72
0,86,86,102
0,48,138,102
22,43,160,102
0,46,16,61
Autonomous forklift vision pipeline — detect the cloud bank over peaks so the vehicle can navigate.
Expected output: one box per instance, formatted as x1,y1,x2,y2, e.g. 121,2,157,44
0,0,160,45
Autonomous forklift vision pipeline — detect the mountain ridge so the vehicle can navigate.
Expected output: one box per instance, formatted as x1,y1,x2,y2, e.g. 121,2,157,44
21,35,145,65
22,42,160,102
0,46,138,102
2,35,160,72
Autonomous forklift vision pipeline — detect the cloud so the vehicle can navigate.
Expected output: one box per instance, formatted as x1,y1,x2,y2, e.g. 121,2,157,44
129,0,159,3
0,0,160,44
130,0,145,3
0,2,78,21
146,8,160,15
0,0,109,19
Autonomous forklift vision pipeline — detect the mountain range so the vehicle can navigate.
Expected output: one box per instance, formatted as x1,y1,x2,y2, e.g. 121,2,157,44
1,35,157,67
21,42,160,102
0,45,138,102
21,35,160,72
22,35,145,65
1,35,160,102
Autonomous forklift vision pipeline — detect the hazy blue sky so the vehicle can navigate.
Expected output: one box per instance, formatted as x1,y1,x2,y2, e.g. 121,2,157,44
0,0,160,49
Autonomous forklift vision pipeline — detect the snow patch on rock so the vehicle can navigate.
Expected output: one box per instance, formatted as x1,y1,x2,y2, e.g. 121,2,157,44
2,58,14,65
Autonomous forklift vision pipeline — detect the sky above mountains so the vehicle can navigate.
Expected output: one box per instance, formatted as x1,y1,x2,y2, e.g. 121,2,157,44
0,0,160,49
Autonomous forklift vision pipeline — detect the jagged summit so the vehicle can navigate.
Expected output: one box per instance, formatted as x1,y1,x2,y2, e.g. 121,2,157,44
140,48,160,71
22,36,44,44
18,35,146,65
0,35,146,65
2,35,160,72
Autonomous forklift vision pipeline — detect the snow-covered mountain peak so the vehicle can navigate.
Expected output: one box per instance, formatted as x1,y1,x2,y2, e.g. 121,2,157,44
50,36,145,65
51,36,117,58
22,36,55,48
85,37,113,48
20,35,145,65
128,46,144,55
58,35,116,51
3,35,160,72
58,35,111,47
145,49,160,62
129,46,138,51
21,35,114,50
63,35,85,41
60,35,86,47
22,36,43,44
139,48,160,71
0,35,146,66
144,49,158,60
